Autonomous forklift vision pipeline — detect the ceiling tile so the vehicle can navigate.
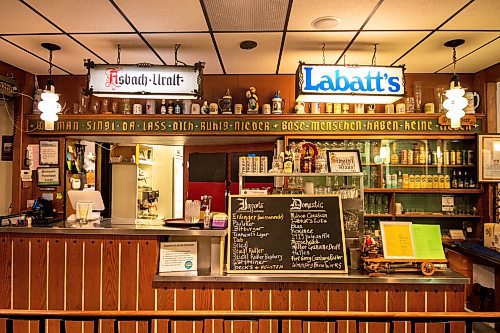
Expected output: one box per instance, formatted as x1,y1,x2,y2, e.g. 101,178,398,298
23,0,133,33
75,34,161,65
279,32,355,74
442,0,500,30
344,31,429,68
0,38,50,74
0,0,59,34
144,33,222,74
214,33,281,74
4,35,101,74
397,31,499,73
204,0,288,32
365,0,470,30
288,0,379,30
114,0,208,32
438,37,500,73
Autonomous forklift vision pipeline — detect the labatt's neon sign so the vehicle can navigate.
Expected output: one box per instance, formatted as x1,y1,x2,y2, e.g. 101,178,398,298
86,62,203,99
296,63,405,104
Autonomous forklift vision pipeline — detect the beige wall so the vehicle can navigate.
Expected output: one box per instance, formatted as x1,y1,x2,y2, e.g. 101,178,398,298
0,100,13,215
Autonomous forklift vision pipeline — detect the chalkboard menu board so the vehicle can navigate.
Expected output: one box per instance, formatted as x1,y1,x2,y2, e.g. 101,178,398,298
228,195,347,273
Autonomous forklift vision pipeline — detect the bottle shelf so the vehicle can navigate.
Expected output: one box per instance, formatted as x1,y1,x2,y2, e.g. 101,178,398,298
394,214,482,219
365,214,393,218
365,188,482,194
240,172,364,177
363,163,475,168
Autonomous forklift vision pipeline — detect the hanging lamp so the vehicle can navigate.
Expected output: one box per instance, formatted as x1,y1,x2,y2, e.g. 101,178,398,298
38,43,62,130
442,39,467,129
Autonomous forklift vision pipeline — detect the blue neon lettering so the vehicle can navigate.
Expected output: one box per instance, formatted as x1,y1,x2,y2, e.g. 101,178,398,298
303,67,401,94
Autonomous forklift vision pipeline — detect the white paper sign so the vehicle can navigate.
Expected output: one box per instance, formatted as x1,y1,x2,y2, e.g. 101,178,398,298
159,242,197,273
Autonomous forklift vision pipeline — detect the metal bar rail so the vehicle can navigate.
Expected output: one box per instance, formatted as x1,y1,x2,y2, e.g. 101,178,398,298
0,310,498,333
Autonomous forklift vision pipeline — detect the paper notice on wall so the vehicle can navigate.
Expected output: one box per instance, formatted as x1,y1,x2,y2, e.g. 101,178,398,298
159,242,197,274
27,144,39,170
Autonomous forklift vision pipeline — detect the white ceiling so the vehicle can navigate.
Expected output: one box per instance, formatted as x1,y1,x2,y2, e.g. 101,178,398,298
0,0,498,75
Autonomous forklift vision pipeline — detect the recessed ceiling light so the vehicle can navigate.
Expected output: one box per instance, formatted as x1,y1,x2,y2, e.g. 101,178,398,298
240,40,257,50
311,16,341,30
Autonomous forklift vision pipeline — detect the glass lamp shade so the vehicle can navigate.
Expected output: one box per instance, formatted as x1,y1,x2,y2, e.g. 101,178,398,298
40,91,59,102
40,111,59,122
450,116,461,129
38,100,62,114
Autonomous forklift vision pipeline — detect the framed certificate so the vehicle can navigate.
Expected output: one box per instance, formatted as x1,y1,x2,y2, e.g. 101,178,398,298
478,134,500,182
39,140,59,165
327,150,362,173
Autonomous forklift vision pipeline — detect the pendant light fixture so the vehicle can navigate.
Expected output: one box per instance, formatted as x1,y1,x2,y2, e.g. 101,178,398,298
442,39,467,129
38,43,62,130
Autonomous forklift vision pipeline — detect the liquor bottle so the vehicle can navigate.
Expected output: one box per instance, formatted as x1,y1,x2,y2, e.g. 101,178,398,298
413,143,419,164
458,170,464,188
444,173,451,188
397,171,402,188
464,170,470,188
160,99,167,114
167,100,174,114
174,100,182,114
301,146,313,173
451,170,458,188
390,142,399,164
283,149,293,173
469,172,475,188
419,144,426,164
427,149,433,165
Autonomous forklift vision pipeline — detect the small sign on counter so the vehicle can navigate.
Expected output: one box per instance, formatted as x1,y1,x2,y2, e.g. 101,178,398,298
159,242,197,275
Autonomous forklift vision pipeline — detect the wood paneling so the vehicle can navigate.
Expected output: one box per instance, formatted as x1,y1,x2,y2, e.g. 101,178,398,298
388,285,406,333
102,238,119,333
0,235,11,333
0,233,470,333
119,239,138,333
29,236,47,333
84,238,102,333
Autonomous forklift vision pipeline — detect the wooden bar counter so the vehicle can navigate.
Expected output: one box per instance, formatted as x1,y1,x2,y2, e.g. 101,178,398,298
0,220,468,333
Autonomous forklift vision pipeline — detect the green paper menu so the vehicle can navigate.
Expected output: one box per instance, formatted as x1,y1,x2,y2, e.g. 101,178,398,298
410,224,446,259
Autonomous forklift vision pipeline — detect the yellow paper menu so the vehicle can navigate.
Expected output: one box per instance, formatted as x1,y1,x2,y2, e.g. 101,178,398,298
380,222,415,259
411,224,445,259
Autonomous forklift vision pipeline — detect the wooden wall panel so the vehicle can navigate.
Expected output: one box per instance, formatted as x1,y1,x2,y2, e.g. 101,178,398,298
271,284,289,333
29,236,47,333
446,285,466,333
102,239,119,333
289,284,308,333
12,237,29,333
233,284,252,333
83,238,102,333
0,235,11,333
251,284,271,333
175,282,195,333
329,285,348,333
47,238,65,333
407,287,426,333
348,284,366,333
367,285,386,333
309,284,328,333
426,286,446,333
119,239,138,333
388,285,406,333
138,238,158,333
213,284,231,333
66,238,83,333
157,282,175,333
193,283,211,333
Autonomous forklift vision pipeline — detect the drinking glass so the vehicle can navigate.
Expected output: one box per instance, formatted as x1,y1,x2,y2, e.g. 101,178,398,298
434,88,445,113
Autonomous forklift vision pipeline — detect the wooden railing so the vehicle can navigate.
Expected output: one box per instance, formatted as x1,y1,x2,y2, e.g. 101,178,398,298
0,310,498,333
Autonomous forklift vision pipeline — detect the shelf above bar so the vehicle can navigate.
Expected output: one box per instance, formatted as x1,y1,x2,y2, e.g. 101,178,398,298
365,188,483,194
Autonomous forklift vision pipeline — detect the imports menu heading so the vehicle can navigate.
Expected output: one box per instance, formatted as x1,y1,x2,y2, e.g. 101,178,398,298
227,195,347,273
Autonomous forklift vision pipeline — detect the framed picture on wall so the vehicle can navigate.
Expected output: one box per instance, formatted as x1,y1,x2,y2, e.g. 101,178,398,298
326,150,362,173
1,135,13,161
478,134,500,182
39,140,59,165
